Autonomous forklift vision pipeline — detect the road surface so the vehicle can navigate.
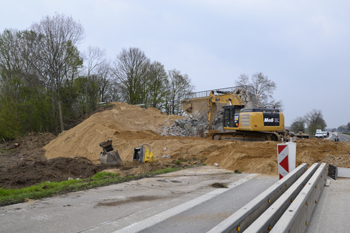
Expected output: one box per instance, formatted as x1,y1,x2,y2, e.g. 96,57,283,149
0,166,277,233
329,132,350,142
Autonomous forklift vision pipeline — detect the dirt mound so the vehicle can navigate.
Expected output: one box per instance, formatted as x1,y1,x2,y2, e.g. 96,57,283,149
43,102,350,176
0,156,186,189
44,102,182,162
0,157,113,189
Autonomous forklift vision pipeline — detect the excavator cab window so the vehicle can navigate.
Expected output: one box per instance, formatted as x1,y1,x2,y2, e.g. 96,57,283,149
223,105,245,128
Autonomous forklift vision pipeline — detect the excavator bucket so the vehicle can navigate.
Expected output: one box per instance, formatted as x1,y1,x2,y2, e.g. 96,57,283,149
99,140,123,164
133,144,154,163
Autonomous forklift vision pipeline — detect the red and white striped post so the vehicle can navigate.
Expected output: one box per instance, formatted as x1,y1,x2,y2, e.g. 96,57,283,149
277,142,296,179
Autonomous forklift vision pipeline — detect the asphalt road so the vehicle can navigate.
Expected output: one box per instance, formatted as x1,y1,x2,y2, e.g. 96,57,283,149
0,167,277,233
329,132,350,142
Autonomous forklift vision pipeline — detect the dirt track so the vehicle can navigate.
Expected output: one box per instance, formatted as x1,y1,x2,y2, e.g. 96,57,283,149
1,102,350,189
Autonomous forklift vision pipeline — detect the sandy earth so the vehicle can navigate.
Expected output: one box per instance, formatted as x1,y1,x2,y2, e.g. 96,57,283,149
44,102,350,174
1,102,349,189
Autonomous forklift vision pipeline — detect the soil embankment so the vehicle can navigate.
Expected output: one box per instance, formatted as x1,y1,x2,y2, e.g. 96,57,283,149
1,102,349,189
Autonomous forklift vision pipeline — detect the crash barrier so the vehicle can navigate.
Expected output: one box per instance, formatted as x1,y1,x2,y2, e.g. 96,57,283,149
244,163,319,233
271,163,327,233
207,163,308,233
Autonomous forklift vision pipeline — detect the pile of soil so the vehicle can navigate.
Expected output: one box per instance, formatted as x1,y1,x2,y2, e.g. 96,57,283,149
0,157,188,189
43,102,350,175
44,102,182,162
0,157,111,189
2,102,350,189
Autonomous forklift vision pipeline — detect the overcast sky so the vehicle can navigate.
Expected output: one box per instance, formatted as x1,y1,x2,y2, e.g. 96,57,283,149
1,0,349,128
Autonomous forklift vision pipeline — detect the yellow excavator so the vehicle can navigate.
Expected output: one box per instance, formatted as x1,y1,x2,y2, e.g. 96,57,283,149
181,88,289,141
207,90,285,141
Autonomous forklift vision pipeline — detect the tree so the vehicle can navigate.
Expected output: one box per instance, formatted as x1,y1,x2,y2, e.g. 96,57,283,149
290,116,306,133
96,61,113,102
338,125,347,132
346,122,350,132
235,72,283,111
147,61,168,109
305,109,327,134
0,29,55,138
165,69,193,115
28,13,85,133
84,46,107,113
112,48,150,105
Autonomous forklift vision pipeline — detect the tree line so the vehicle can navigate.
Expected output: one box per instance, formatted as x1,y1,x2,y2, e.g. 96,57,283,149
335,123,350,133
290,109,327,135
0,13,193,139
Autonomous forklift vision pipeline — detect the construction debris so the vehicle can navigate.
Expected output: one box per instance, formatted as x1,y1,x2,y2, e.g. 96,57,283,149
159,113,223,137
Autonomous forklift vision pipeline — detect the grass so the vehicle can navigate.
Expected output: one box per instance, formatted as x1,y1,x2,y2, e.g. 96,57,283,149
0,148,14,156
0,167,181,207
174,160,182,165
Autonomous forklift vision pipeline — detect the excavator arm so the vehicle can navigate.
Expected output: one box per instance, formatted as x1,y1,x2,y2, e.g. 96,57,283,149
208,91,244,130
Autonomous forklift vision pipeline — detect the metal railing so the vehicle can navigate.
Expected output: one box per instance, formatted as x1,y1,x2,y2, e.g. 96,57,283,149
184,86,244,99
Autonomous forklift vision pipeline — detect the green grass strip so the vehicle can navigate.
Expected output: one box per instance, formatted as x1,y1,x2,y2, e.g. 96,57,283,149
0,167,181,207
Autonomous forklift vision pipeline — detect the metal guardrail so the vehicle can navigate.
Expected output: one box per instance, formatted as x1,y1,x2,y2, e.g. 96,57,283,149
270,163,327,233
184,86,244,99
207,163,308,233
244,163,319,233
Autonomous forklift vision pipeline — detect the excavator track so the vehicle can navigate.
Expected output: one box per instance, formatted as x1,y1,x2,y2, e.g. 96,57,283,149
212,130,281,141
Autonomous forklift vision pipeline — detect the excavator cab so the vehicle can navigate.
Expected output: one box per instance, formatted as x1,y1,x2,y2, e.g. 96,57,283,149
223,105,245,128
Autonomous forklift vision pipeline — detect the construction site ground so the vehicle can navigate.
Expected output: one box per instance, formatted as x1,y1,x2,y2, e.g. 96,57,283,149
1,102,350,190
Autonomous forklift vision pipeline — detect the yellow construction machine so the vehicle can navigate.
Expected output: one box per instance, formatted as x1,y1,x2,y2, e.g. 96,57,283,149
181,88,288,141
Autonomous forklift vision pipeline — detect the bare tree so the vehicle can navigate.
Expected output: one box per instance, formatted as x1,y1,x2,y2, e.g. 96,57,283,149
28,13,85,133
166,69,193,115
96,61,113,102
112,48,150,104
147,61,168,109
305,109,327,134
235,72,283,110
84,46,107,113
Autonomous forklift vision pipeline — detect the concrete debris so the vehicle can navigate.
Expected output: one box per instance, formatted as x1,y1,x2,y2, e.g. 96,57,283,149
159,113,223,137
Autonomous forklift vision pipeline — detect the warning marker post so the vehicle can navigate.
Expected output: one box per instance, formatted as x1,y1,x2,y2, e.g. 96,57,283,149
277,141,296,179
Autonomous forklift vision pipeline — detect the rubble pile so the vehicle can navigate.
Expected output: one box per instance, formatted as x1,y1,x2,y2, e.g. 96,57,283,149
159,113,223,137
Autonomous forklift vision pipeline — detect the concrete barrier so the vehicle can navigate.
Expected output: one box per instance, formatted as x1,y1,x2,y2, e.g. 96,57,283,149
244,163,319,233
207,163,308,233
270,163,327,233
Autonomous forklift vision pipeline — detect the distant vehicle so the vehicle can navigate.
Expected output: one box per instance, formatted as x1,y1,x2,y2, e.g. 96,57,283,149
334,132,339,142
315,133,324,138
